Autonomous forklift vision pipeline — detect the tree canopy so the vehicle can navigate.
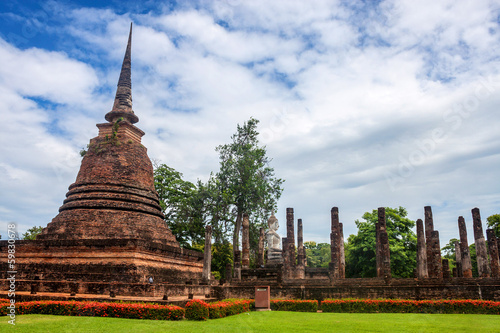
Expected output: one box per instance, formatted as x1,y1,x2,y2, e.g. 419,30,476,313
345,207,417,278
304,241,331,268
22,226,43,240
154,164,205,248
214,117,284,259
153,117,284,276
487,214,500,237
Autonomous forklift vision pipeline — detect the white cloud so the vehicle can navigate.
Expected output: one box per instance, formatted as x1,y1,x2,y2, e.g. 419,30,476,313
0,0,499,248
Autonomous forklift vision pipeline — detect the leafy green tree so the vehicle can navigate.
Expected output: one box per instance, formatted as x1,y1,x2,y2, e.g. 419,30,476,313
215,118,284,260
469,243,478,278
154,164,205,248
22,226,43,240
345,207,417,278
441,238,459,273
304,241,331,268
487,214,500,237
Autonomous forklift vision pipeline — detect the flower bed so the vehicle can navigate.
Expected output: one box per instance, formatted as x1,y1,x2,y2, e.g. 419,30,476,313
0,301,184,320
271,299,318,312
185,298,253,320
321,299,500,315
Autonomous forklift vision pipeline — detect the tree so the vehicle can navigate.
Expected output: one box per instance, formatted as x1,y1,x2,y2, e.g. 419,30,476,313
487,214,500,237
215,118,284,261
345,207,417,278
441,238,459,273
22,226,43,240
304,241,331,268
469,243,478,278
154,164,205,248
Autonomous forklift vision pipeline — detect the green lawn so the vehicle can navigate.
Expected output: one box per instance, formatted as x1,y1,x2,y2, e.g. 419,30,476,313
2,312,499,332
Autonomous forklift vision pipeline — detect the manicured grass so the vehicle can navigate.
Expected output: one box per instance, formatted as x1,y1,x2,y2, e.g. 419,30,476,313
2,311,499,332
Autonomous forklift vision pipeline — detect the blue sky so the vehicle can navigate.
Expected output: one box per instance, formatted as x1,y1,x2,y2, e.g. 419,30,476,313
1,0,500,247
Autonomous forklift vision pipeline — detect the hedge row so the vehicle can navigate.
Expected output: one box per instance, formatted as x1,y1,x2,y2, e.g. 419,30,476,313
0,301,184,320
321,299,500,315
185,299,253,320
270,300,318,312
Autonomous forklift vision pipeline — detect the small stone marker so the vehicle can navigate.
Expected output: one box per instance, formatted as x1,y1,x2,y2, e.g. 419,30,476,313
255,286,271,311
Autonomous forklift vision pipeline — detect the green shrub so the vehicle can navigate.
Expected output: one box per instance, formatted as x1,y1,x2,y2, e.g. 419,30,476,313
185,299,209,321
0,301,184,320
271,300,318,312
321,299,500,315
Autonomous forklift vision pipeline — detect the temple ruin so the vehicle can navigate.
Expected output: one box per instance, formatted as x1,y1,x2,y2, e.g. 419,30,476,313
0,24,204,298
1,25,500,303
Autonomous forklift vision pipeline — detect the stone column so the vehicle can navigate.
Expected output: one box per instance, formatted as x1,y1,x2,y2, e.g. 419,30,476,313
339,222,345,279
416,219,428,279
486,229,500,278
442,258,450,279
282,236,289,277
458,216,473,277
472,208,491,277
424,206,434,276
329,207,340,279
455,240,462,278
225,263,232,283
429,230,443,278
202,225,212,282
297,219,306,267
286,208,296,267
257,227,265,267
242,213,250,269
376,207,391,279
233,250,241,280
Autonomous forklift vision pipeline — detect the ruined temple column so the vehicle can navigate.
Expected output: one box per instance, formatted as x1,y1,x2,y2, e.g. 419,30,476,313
286,208,296,267
202,225,212,282
442,258,450,279
429,230,443,278
297,219,306,267
458,216,473,278
424,206,434,276
339,222,345,279
416,219,428,279
233,250,241,280
242,213,250,269
329,207,340,279
486,229,500,278
257,227,265,267
472,208,491,277
376,207,391,279
455,241,462,277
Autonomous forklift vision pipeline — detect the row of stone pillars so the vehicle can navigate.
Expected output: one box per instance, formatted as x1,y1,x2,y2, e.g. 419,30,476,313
454,208,500,278
282,208,306,279
415,206,500,279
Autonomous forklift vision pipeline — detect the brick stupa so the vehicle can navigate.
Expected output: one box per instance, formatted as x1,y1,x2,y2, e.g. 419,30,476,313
37,24,177,246
0,24,203,297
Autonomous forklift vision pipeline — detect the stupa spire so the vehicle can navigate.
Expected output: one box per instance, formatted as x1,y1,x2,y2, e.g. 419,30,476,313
105,22,139,124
